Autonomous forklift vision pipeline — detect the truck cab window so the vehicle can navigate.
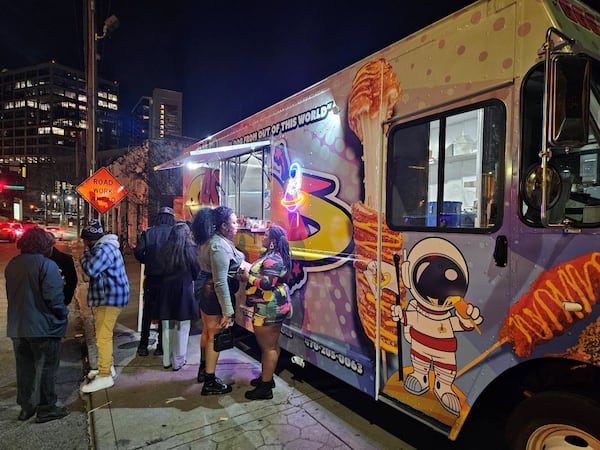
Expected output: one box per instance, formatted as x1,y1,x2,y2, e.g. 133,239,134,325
521,63,600,227
386,101,505,231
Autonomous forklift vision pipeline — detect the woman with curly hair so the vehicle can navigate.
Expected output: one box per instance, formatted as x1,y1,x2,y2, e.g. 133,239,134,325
239,224,292,400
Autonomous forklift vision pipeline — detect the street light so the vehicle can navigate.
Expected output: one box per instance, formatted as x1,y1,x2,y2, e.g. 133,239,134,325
97,15,119,40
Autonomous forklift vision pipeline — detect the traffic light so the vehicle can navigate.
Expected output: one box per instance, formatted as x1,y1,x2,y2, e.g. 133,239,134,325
55,181,61,194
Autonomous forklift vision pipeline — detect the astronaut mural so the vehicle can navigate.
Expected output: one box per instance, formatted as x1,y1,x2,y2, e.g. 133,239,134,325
389,237,483,417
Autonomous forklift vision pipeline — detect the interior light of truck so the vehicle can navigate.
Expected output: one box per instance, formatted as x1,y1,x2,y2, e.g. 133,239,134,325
186,162,208,170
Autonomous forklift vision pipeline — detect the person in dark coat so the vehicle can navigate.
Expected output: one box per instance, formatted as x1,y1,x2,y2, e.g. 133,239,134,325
48,242,78,305
157,222,201,370
5,227,70,423
134,206,176,356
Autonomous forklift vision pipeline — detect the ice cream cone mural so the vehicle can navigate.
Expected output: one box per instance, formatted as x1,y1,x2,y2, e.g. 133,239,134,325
348,58,400,209
348,59,404,355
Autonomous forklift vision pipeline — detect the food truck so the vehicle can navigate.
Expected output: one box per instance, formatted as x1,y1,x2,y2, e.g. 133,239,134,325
156,0,600,447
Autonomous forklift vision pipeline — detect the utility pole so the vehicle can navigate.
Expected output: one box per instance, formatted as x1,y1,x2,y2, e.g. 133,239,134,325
84,1,118,221
85,0,97,220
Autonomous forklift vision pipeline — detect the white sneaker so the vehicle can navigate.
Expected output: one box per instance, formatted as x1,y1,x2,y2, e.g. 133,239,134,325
87,366,116,380
81,375,114,393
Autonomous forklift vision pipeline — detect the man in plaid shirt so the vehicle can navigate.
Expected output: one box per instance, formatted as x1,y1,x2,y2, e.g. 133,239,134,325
79,219,130,393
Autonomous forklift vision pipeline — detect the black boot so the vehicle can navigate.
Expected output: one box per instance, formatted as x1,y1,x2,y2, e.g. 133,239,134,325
250,376,275,388
137,343,149,357
197,361,206,383
201,374,232,395
153,328,164,355
245,380,273,400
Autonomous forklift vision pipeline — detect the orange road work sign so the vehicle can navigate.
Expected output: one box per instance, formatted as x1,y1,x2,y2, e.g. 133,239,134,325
77,167,127,214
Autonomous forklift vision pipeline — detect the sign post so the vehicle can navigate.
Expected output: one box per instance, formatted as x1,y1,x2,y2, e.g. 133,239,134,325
76,167,127,215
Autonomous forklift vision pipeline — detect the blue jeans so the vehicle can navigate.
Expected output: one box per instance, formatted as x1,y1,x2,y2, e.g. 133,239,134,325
12,337,62,413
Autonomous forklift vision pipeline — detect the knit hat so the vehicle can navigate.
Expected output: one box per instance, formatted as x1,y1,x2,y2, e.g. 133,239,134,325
81,219,104,241
159,206,175,216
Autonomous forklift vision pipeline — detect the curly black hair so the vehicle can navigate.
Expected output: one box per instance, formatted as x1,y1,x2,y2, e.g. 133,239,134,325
190,206,234,244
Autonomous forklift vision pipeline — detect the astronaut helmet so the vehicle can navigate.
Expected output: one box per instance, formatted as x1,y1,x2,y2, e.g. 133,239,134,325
402,237,469,312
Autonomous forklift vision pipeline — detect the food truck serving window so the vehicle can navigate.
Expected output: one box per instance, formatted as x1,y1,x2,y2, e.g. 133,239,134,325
386,100,505,231
222,147,271,223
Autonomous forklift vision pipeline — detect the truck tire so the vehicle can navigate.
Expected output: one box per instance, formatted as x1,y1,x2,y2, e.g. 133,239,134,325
505,391,600,450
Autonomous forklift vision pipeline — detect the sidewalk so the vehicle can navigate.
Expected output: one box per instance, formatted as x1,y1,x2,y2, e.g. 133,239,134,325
86,254,412,450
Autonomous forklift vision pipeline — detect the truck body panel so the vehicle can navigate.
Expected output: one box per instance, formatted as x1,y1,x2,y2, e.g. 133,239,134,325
160,0,600,441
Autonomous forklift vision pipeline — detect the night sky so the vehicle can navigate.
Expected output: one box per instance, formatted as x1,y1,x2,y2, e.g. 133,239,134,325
4,0,581,141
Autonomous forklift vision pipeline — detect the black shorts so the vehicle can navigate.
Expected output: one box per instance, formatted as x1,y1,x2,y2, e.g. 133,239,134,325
199,278,238,316
199,283,222,316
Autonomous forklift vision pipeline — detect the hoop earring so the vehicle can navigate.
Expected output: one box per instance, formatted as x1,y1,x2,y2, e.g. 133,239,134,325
269,241,275,250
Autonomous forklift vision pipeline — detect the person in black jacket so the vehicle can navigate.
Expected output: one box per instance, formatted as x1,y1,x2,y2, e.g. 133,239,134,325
134,206,176,356
5,227,69,423
48,242,78,305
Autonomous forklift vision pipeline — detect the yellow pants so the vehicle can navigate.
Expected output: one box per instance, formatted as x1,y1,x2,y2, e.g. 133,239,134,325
93,306,122,377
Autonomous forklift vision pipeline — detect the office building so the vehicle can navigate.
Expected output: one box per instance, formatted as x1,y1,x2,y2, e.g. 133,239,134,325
0,61,120,203
130,88,182,145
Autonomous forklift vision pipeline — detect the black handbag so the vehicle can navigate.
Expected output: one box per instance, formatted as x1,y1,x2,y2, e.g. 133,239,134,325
213,327,234,352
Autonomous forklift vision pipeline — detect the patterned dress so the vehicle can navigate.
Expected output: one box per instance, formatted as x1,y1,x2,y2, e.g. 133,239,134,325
246,251,291,325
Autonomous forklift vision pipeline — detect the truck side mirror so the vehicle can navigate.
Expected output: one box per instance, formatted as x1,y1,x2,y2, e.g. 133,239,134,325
548,55,590,147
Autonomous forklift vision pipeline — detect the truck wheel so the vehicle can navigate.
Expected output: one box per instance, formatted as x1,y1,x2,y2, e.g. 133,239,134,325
506,391,600,450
